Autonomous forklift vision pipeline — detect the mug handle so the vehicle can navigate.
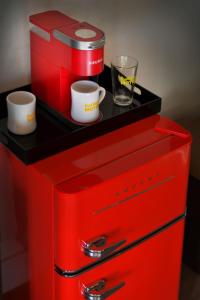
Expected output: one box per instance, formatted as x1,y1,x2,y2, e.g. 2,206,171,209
98,87,106,104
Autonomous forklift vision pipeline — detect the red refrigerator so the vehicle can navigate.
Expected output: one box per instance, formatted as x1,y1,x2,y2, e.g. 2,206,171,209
0,111,191,299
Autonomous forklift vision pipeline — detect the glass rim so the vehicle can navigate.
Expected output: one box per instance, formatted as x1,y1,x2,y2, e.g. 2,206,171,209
111,55,138,69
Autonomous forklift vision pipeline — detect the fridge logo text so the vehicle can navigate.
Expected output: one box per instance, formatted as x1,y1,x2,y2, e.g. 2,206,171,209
94,174,176,215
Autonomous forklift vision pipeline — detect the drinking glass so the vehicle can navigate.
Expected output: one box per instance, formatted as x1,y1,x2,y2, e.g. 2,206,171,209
111,56,138,106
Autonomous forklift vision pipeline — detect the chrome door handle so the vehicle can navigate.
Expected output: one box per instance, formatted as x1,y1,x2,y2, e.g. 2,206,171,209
83,279,125,299
82,236,126,259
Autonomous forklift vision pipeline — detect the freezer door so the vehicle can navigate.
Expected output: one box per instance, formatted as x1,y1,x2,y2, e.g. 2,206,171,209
54,127,191,272
55,219,184,300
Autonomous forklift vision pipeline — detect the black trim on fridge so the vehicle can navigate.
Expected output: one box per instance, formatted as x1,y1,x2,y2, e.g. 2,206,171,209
55,213,186,278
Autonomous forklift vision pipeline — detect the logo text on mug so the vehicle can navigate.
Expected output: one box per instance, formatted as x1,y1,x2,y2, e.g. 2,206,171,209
84,101,98,112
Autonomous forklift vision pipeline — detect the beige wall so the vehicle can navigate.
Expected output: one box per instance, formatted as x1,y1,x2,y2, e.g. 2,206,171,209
0,0,51,92
0,0,199,177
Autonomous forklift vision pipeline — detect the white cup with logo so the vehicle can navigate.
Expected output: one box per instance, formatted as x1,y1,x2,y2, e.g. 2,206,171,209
6,91,37,135
71,80,106,123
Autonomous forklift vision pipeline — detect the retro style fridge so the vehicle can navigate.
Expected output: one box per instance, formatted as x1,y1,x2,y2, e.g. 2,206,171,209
0,112,191,300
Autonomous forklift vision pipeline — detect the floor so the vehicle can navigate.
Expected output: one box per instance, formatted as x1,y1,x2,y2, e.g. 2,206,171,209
180,265,200,300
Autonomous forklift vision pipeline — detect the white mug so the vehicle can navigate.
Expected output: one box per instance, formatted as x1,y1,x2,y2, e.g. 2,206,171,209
71,80,106,123
6,91,37,135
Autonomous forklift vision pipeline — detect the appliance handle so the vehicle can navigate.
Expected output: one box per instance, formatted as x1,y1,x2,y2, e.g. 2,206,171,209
83,236,126,259
83,279,125,299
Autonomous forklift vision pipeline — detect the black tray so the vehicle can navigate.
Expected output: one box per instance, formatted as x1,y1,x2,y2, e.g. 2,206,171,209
0,66,161,164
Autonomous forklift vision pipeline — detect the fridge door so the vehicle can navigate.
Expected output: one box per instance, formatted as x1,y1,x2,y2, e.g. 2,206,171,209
55,218,184,300
54,121,191,272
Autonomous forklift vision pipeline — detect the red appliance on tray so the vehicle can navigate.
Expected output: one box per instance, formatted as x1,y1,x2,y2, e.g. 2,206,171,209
29,11,105,115
0,112,191,299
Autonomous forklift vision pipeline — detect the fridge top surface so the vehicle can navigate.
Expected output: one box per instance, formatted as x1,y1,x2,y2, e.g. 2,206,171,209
33,114,191,186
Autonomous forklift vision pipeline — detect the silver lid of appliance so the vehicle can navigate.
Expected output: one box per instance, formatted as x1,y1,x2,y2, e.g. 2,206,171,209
53,22,105,50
